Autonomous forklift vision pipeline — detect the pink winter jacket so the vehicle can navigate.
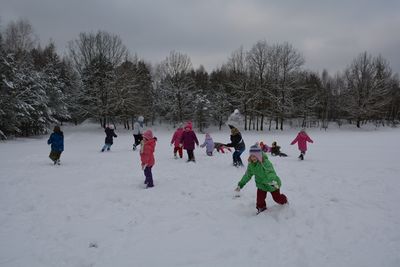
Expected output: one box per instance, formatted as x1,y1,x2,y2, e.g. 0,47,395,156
291,132,313,152
140,138,156,167
171,128,184,147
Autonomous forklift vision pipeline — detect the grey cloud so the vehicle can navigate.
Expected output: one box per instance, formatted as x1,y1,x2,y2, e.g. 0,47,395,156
1,0,399,74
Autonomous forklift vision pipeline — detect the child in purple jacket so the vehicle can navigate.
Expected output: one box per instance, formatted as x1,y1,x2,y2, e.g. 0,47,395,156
200,133,215,156
180,121,199,162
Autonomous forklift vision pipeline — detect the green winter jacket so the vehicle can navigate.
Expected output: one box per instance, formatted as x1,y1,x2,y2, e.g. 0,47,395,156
238,153,282,192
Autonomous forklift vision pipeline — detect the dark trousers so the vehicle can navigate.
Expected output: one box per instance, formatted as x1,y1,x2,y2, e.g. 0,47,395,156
233,148,245,166
256,189,288,209
186,149,195,161
174,146,183,158
133,134,143,147
144,166,154,187
49,151,62,161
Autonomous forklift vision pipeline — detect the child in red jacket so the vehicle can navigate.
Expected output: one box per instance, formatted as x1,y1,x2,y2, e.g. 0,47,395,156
140,129,157,188
171,124,184,159
290,129,313,160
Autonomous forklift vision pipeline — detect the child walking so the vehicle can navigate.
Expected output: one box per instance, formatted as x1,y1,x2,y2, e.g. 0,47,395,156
140,129,157,188
290,129,313,160
235,145,288,214
200,133,215,156
170,124,184,159
180,121,199,162
47,126,64,165
101,125,117,152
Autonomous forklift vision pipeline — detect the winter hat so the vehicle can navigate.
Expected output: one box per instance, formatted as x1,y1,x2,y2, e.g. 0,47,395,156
143,129,153,140
138,116,144,122
249,145,263,162
184,121,193,130
205,133,211,139
107,124,114,130
228,124,235,129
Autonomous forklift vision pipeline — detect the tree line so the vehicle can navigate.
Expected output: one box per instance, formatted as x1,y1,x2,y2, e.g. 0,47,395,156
1,19,399,138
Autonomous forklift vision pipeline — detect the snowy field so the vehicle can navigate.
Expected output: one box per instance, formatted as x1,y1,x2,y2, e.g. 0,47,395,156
0,123,399,267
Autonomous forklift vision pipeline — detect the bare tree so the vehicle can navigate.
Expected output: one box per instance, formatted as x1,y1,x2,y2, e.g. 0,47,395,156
3,19,37,53
155,51,195,124
67,31,128,75
343,52,393,127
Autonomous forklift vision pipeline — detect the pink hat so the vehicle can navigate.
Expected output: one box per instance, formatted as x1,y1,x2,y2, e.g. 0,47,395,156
184,121,193,130
143,129,153,140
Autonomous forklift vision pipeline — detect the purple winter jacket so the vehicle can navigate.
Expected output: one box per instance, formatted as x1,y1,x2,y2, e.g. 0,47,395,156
180,130,199,150
200,135,214,154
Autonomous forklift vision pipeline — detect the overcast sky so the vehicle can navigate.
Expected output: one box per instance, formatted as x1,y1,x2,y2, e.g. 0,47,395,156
1,0,400,74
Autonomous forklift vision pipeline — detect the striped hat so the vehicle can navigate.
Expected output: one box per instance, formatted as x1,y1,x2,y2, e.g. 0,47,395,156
249,145,263,162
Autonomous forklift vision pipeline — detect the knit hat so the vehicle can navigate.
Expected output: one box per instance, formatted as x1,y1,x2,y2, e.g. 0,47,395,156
143,129,153,140
138,116,144,122
107,124,114,130
249,145,263,162
205,133,211,139
184,121,193,130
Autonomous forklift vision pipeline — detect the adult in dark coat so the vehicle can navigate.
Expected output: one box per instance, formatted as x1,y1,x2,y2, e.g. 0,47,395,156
47,125,64,165
225,125,245,167
180,121,199,162
101,125,117,152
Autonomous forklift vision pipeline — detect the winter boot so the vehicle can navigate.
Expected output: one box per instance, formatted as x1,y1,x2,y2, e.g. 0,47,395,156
256,207,267,214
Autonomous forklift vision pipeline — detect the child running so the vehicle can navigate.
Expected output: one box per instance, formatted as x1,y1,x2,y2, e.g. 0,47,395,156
235,145,288,214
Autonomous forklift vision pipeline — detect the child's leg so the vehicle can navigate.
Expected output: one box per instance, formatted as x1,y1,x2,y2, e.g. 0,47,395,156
207,151,212,156
178,147,183,158
187,150,195,161
232,151,239,165
173,146,178,157
270,189,288,204
256,189,267,210
49,151,57,162
101,144,108,152
144,166,154,187
106,144,111,151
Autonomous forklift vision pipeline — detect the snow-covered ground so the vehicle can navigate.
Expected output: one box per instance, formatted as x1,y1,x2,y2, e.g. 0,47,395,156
0,123,399,267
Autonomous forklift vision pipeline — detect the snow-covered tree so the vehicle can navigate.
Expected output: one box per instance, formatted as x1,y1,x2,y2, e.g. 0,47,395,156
343,52,394,127
155,51,195,124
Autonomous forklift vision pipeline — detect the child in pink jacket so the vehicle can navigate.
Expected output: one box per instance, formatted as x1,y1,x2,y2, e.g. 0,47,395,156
290,129,313,160
171,124,184,159
140,129,157,188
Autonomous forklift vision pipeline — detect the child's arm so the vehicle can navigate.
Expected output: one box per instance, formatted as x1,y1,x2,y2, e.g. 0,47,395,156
307,136,313,143
290,136,298,145
237,167,254,189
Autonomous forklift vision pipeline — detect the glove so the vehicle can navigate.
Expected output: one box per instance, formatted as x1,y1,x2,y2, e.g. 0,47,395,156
234,186,241,197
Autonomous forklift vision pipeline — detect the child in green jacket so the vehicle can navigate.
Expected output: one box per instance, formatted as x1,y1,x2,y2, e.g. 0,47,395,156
235,145,288,214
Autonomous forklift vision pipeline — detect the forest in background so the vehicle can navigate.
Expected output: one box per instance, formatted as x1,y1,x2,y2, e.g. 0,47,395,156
1,19,399,139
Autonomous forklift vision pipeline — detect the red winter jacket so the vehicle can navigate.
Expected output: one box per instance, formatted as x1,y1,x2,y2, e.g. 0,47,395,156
140,138,156,167
291,132,313,152
171,128,184,147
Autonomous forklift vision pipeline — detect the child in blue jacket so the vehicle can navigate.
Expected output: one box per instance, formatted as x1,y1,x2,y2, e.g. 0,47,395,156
47,126,64,165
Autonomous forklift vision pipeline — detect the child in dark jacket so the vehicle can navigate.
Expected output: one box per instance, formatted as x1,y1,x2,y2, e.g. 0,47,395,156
226,125,245,167
235,145,288,214
270,141,288,157
180,121,199,162
47,126,64,165
101,125,117,152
